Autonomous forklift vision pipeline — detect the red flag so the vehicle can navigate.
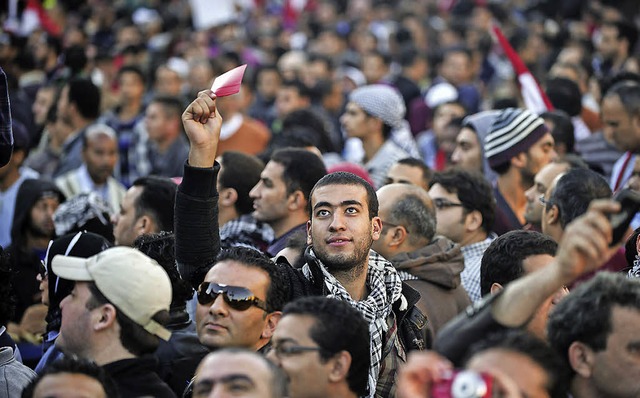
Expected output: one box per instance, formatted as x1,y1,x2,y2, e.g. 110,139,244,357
491,24,553,113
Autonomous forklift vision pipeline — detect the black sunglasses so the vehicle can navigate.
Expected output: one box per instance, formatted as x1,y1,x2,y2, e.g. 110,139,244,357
197,282,269,312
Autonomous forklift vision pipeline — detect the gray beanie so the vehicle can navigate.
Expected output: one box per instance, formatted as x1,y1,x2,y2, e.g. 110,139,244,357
484,108,548,170
349,84,405,129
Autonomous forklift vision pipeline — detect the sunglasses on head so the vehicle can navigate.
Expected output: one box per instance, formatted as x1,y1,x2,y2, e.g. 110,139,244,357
197,282,269,312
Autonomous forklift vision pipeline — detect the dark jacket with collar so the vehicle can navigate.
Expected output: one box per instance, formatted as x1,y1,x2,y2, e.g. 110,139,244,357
102,356,177,398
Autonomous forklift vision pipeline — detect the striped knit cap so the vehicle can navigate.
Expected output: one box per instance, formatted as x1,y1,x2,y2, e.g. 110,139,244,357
484,108,549,170
349,84,405,129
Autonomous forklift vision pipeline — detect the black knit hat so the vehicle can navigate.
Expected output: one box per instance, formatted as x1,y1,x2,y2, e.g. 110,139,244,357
484,108,549,170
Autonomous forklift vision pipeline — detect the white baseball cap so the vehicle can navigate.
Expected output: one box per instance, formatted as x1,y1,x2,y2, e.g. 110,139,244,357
52,247,173,341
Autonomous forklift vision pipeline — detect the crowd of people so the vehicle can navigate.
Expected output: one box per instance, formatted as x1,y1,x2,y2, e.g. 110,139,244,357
1,0,640,397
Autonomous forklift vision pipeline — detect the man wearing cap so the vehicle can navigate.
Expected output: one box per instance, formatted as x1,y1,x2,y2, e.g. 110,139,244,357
484,108,556,235
340,84,418,189
52,246,176,397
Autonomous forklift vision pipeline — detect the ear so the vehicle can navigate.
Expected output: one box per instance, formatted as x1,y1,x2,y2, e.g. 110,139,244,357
490,282,503,295
371,216,382,241
511,152,527,168
261,311,282,340
464,210,483,233
635,233,640,256
306,220,312,245
94,303,117,332
219,187,238,208
136,215,154,235
389,226,409,248
545,204,560,226
568,341,595,378
287,190,306,211
328,351,352,383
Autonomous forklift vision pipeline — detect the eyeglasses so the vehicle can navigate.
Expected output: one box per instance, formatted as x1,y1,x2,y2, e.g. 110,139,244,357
270,343,323,358
433,198,465,210
538,194,552,206
197,282,269,312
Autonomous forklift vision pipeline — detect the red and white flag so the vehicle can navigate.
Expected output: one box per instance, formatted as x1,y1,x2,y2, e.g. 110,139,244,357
491,24,553,113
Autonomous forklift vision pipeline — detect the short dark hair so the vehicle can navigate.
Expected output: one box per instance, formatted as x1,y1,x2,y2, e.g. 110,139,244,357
270,148,327,201
603,20,639,54
67,78,101,120
281,109,337,153
546,168,611,229
280,79,311,99
198,348,288,398
545,77,582,117
219,151,265,215
282,297,370,396
466,330,568,398
149,95,183,119
86,282,169,356
310,172,378,219
117,64,147,86
540,110,575,154
134,232,193,307
216,247,289,312
388,189,436,245
131,176,178,233
480,230,557,296
604,81,640,118
430,170,496,234
395,157,433,187
21,356,119,398
548,272,640,374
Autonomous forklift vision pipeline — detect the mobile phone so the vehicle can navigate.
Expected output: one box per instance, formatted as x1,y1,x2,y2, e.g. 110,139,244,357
609,189,640,246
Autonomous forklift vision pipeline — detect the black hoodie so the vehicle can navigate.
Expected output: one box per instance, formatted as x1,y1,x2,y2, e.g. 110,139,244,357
8,178,64,322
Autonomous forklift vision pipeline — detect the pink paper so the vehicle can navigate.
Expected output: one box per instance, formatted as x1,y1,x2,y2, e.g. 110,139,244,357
211,64,247,97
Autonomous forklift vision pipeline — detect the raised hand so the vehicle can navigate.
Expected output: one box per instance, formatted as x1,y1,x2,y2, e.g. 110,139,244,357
554,199,621,284
182,90,223,167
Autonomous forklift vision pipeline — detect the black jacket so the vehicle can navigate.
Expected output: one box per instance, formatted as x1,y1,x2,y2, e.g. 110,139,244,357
103,356,177,398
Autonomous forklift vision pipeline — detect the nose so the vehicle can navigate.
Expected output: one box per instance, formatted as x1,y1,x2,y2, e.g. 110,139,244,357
208,293,229,316
111,213,119,225
451,147,461,163
329,212,346,231
524,186,536,204
249,182,260,199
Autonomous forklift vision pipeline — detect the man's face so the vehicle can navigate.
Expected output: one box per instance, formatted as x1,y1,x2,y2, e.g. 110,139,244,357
466,349,551,398
57,85,72,125
257,70,281,100
521,254,567,338
440,52,471,86
275,87,305,118
144,102,170,142
33,373,107,398
118,71,145,104
524,163,567,225
29,195,60,239
428,183,466,244
589,306,640,397
522,133,556,186
602,94,640,152
32,87,55,126
363,54,387,84
597,25,621,61
249,161,290,226
193,351,274,398
154,67,182,96
195,261,271,350
340,102,374,140
57,282,96,357
308,184,381,272
384,163,427,189
451,128,483,173
432,103,466,138
111,185,143,246
268,314,332,398
83,134,117,185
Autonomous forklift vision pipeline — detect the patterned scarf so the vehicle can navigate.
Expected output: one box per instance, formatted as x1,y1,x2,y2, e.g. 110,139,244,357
303,249,406,397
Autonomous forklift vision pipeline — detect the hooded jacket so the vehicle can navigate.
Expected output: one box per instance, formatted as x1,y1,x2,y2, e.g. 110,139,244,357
391,235,471,339
8,179,65,322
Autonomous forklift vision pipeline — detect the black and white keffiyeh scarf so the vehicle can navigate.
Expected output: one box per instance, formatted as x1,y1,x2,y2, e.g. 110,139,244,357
303,249,406,397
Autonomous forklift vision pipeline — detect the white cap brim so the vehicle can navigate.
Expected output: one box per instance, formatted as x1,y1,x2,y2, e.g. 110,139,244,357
52,254,94,282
